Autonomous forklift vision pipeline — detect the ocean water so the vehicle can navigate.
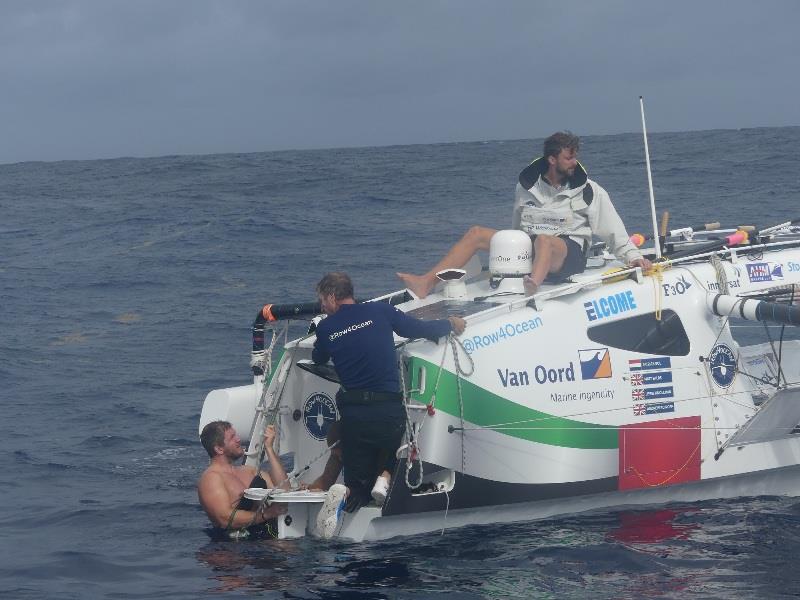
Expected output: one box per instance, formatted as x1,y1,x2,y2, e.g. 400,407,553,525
3,127,800,599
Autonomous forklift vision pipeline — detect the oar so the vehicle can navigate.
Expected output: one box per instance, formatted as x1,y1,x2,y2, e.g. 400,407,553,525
629,220,721,248
666,229,749,259
757,217,800,237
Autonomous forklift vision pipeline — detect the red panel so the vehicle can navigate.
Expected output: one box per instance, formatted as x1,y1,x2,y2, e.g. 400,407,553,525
618,416,701,491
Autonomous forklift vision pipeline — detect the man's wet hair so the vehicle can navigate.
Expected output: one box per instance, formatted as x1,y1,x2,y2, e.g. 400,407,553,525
316,272,354,301
200,420,232,457
543,131,580,159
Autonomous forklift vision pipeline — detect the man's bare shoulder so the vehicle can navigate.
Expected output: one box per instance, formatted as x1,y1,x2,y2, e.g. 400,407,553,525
197,466,223,489
199,464,257,486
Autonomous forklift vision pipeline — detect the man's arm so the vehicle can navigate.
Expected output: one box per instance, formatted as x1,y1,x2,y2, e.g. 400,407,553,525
197,472,284,529
307,453,343,491
312,330,331,364
586,184,646,264
387,305,463,340
261,425,289,490
511,183,527,229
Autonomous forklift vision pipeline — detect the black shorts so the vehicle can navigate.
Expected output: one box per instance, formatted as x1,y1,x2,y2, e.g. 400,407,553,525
531,235,587,283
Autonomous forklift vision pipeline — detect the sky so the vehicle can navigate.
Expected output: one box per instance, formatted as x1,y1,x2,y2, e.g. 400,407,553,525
1,0,799,164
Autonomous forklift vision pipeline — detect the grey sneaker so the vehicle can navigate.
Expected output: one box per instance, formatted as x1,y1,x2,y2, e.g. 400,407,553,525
371,475,390,506
316,484,347,539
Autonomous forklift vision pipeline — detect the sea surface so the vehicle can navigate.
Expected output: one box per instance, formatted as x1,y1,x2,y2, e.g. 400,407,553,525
3,127,800,599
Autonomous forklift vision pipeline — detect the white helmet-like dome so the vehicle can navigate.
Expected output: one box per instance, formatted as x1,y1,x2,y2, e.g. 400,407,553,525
489,230,532,277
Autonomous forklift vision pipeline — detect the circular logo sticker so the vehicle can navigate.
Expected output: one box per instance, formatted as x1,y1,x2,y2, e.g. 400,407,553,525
709,343,737,388
302,392,339,441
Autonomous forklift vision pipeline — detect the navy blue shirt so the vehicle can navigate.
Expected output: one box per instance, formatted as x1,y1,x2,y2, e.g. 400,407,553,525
312,302,452,393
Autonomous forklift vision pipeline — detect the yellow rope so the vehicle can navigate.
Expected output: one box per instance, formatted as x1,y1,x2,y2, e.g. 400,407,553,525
647,261,671,321
627,441,702,488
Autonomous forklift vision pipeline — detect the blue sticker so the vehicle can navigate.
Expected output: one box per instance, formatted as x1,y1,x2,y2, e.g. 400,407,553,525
746,262,783,283
628,357,671,371
709,344,737,388
630,371,673,386
303,392,339,441
633,401,675,416
632,386,674,401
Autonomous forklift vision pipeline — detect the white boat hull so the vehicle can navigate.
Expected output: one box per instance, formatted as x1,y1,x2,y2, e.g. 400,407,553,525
201,239,800,540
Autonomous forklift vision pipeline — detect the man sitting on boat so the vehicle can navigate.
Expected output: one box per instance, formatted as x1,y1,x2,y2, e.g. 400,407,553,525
397,131,652,297
311,271,466,538
197,422,288,537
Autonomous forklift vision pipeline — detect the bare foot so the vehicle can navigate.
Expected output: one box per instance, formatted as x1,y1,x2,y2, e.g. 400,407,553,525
396,272,434,299
523,275,538,296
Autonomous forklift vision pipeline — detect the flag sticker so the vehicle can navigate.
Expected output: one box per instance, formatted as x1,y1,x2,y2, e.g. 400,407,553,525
633,402,675,416
628,357,671,371
629,358,675,401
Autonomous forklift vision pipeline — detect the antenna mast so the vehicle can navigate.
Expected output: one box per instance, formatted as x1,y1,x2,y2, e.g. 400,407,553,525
639,96,662,259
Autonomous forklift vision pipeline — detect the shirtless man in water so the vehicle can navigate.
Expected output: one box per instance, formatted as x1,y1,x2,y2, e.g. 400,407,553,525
198,421,288,529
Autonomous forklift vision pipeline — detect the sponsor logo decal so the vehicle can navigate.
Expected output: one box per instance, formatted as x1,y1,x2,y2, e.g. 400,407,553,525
662,274,692,296
708,343,737,388
551,390,615,403
497,362,575,387
628,357,671,371
631,371,673,386
788,261,800,273
629,356,675,401
578,348,612,379
706,279,741,291
584,290,637,321
302,392,338,441
631,386,674,400
746,262,783,283
462,317,544,355
633,401,675,416
329,319,373,341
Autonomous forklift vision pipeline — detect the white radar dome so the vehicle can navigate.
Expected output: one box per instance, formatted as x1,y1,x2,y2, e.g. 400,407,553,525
489,230,532,277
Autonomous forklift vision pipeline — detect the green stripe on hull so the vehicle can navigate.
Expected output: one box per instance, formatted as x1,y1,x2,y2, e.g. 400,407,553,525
410,357,617,450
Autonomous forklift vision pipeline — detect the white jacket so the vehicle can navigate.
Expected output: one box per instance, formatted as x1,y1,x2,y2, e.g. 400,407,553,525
511,157,643,263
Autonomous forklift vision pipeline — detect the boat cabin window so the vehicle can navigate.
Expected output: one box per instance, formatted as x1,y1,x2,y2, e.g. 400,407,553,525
586,309,690,356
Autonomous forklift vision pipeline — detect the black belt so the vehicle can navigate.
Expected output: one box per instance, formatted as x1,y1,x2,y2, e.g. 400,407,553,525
337,389,403,405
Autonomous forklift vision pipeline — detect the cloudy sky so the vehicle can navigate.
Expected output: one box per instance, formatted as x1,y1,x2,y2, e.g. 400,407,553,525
1,0,798,164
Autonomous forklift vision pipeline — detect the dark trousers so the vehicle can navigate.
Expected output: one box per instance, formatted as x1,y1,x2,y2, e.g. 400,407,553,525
339,401,405,507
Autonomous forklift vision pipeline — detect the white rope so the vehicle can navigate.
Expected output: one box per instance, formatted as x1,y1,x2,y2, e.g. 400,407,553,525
246,325,314,467
279,440,340,489
400,351,425,489
249,322,288,377
710,253,729,295
399,333,474,489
